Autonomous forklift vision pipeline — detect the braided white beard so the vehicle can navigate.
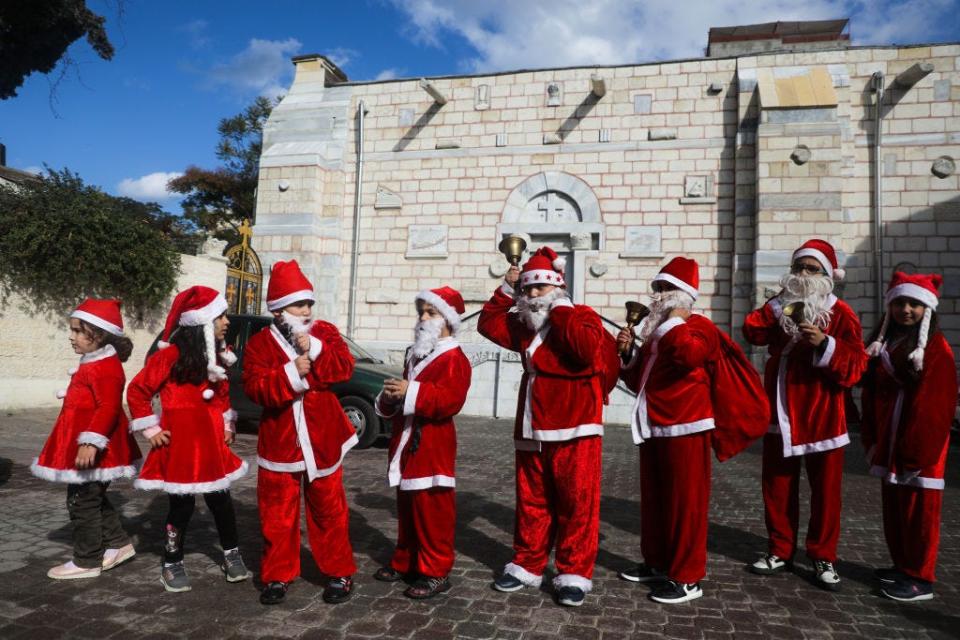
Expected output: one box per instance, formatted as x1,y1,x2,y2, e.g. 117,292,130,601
412,317,445,358
638,290,695,342
777,273,834,335
515,288,567,331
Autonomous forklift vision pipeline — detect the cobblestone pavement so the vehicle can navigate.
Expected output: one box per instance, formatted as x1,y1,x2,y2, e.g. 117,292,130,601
0,408,958,639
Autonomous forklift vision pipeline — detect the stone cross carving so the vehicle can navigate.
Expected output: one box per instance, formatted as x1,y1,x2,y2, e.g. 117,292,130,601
531,191,579,222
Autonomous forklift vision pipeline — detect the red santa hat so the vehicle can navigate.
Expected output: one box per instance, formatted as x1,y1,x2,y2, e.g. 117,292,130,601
267,260,315,311
158,286,230,387
793,239,845,281
71,298,124,336
866,271,943,370
415,286,466,335
520,246,566,289
652,257,699,301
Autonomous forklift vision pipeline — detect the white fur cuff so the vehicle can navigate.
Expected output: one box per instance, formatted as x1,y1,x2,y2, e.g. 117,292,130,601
403,381,421,417
308,337,323,361
284,361,310,394
129,413,160,432
77,432,109,450
504,562,543,587
553,573,593,593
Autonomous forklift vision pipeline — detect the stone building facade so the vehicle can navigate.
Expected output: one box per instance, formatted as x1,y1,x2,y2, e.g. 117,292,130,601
253,36,960,422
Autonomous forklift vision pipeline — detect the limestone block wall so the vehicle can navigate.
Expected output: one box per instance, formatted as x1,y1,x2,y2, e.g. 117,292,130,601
0,253,228,410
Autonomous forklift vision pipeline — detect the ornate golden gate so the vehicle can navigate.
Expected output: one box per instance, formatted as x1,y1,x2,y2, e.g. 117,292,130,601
224,219,263,315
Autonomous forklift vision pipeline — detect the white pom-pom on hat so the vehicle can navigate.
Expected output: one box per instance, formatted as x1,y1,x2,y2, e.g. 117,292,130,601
56,389,67,399
219,348,238,366
833,267,846,281
202,389,215,401
157,340,171,350
552,255,566,273
67,367,78,376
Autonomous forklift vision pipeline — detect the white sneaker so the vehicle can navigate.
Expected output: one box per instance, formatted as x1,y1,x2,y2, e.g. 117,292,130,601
102,544,136,571
814,560,841,591
750,554,789,575
48,561,101,580
649,580,703,604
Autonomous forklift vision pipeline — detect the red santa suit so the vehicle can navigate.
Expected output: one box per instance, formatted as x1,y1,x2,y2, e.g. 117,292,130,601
375,287,472,579
478,247,605,594
619,258,718,584
127,288,247,494
242,260,358,583
861,272,957,583
32,345,141,483
742,240,867,562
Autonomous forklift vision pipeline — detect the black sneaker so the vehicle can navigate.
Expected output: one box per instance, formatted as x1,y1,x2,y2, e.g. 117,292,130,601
649,580,702,604
619,562,667,583
259,581,288,605
492,573,525,593
374,566,403,582
404,575,451,600
322,576,353,604
881,577,934,602
557,586,585,607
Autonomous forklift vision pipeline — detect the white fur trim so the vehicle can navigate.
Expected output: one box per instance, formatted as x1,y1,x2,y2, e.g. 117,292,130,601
832,267,846,281
885,283,939,310
403,380,421,416
909,307,932,371
532,423,604,441
219,349,238,366
870,465,945,489
553,573,593,593
552,255,567,272
520,269,565,288
129,413,160,432
80,344,116,364
134,460,248,494
374,391,400,418
68,367,78,376
257,457,306,473
202,389,215,401
503,562,543,587
77,432,110,449
266,289,315,311
500,282,516,297
30,459,141,484
179,294,228,326
56,389,67,400
793,247,836,279
399,475,456,490
70,310,124,336
549,297,574,310
813,335,836,368
652,273,699,301
284,361,310,394
653,316,685,339
649,418,715,437
223,409,237,432
415,289,462,334
788,432,850,457
157,340,171,349
308,337,323,361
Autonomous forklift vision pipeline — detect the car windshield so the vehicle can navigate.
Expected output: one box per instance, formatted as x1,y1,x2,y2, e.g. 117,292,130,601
341,334,381,363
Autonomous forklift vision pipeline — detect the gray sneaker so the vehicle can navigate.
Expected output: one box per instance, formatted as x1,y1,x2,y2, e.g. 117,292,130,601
161,561,191,592
221,548,251,583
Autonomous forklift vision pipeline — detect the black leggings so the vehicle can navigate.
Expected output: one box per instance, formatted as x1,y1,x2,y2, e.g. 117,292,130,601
164,491,239,562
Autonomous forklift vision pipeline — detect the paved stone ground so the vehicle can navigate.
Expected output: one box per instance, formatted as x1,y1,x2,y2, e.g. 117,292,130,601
0,408,958,639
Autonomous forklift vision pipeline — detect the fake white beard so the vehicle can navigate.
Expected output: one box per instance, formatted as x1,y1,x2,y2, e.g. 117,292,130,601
411,317,445,358
515,288,568,331
281,310,313,335
637,290,695,342
777,273,835,335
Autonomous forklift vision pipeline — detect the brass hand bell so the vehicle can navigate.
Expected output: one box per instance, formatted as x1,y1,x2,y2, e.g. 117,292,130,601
498,235,527,266
620,301,651,355
782,300,806,325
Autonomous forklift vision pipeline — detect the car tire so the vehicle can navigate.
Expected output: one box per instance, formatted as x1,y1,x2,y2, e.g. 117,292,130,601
340,396,380,449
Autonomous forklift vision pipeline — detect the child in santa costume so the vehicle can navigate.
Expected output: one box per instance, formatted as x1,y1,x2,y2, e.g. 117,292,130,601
616,257,721,603
127,285,250,593
374,287,472,599
861,272,957,602
242,260,358,606
31,299,141,580
478,246,606,607
743,239,867,590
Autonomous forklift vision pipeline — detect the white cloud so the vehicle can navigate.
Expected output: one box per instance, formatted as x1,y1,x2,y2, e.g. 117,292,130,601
389,0,957,72
374,67,404,80
116,172,184,201
326,47,359,69
206,37,302,97
178,19,212,50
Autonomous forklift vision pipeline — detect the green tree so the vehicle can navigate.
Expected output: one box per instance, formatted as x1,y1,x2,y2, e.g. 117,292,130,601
0,168,181,317
168,96,275,244
0,0,115,100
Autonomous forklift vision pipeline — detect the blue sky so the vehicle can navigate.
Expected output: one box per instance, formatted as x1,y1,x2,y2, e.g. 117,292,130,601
1,0,957,208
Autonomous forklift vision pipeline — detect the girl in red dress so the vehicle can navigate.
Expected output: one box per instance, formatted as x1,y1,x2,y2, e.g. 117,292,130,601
31,299,141,580
862,272,958,602
127,286,250,592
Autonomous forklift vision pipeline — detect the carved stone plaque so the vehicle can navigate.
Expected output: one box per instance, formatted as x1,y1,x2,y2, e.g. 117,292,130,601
684,175,708,198
406,224,448,258
621,226,662,257
374,185,402,209
475,84,490,110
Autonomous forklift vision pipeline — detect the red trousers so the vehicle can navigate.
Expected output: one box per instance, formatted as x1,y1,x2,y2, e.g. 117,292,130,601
761,434,844,561
882,482,942,583
257,467,356,583
389,487,456,578
512,436,601,587
639,432,711,584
